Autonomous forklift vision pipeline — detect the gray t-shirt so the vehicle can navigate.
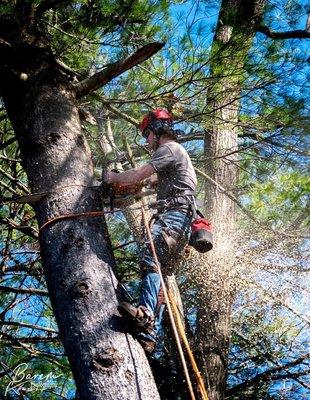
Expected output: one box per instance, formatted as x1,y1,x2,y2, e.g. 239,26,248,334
148,141,197,201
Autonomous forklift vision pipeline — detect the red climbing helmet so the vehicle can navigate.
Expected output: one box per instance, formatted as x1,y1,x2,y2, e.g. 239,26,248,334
140,109,173,138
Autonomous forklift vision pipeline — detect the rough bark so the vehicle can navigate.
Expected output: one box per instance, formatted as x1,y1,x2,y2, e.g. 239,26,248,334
0,11,160,400
194,1,266,399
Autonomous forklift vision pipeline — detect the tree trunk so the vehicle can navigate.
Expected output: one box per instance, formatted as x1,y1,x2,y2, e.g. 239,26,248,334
194,1,265,399
0,19,159,399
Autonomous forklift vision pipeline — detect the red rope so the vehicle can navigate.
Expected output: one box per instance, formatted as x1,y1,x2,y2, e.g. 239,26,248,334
39,209,120,235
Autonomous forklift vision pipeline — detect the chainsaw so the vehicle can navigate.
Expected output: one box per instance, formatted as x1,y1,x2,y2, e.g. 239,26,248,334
2,181,149,207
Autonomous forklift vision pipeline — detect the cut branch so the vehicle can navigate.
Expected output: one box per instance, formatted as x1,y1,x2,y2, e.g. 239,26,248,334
258,25,310,39
75,42,165,98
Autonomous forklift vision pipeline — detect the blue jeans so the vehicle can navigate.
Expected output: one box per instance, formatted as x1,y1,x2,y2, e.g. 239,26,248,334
139,208,192,340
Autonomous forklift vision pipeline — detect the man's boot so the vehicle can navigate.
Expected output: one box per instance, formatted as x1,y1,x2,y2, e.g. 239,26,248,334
118,301,157,353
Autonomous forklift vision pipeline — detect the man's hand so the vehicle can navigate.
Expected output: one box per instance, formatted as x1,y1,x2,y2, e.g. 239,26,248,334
105,164,155,186
145,174,158,188
106,171,119,184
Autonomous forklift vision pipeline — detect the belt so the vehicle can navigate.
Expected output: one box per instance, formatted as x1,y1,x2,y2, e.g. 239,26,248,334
153,192,195,211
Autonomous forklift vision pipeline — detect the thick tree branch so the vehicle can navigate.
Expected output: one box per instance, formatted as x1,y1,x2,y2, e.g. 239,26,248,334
227,353,310,394
0,167,29,193
0,285,49,297
258,25,310,39
1,332,59,343
35,0,72,17
75,42,165,98
0,137,17,150
1,217,38,240
0,320,57,334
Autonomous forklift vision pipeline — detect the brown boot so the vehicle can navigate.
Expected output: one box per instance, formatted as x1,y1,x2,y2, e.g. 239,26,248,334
139,338,156,354
118,302,157,353
118,302,155,334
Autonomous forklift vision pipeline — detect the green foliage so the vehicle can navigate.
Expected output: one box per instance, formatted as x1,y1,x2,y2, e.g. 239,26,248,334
1,0,309,398
245,171,309,227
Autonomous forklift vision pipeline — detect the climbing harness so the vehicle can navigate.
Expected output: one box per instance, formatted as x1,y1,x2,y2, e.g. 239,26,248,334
150,190,195,211
150,192,213,253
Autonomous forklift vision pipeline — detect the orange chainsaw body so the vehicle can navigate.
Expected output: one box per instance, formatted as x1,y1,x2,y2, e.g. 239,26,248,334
110,182,143,197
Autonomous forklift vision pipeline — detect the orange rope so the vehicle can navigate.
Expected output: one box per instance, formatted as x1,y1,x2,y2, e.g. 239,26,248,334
39,209,119,234
140,204,197,400
168,290,209,400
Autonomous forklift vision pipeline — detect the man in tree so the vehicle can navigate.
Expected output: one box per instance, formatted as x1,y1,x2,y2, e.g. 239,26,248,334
106,109,197,352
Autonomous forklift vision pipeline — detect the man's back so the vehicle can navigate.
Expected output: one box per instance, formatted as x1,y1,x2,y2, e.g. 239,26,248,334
149,141,197,201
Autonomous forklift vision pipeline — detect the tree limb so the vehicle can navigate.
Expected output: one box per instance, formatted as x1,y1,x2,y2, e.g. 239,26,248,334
243,132,309,157
75,42,165,98
0,167,29,193
0,180,21,197
1,217,38,240
0,285,49,297
227,353,310,394
96,95,139,127
0,320,57,334
194,166,262,225
232,328,310,390
1,332,59,343
0,333,65,367
0,137,17,150
258,25,310,39
35,0,72,17
240,278,310,325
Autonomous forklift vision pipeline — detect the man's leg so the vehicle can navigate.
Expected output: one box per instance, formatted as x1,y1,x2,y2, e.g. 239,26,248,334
119,210,191,352
137,210,192,348
139,272,161,314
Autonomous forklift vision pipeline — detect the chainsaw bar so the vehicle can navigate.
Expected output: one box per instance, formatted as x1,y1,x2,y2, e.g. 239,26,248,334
2,186,154,204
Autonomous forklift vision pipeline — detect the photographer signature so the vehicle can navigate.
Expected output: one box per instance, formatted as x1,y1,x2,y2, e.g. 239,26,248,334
5,363,62,396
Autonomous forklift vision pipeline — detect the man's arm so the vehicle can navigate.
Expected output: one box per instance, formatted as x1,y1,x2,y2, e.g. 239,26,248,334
106,163,155,185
